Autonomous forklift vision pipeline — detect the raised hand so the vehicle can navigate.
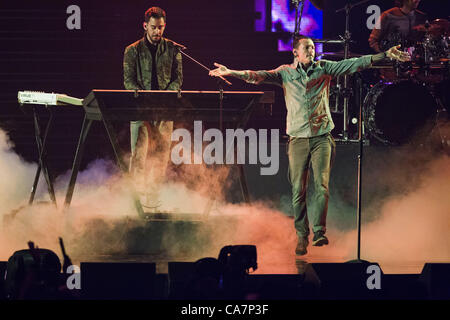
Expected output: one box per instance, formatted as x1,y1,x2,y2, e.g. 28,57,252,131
209,62,231,77
386,45,411,62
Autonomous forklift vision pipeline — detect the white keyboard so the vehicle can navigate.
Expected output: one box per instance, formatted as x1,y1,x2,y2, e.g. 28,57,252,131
18,91,83,106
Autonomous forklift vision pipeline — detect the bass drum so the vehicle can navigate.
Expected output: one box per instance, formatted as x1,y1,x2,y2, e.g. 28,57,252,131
364,80,438,145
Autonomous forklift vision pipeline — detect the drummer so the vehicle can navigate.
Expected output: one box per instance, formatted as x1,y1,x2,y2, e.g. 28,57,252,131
369,0,427,52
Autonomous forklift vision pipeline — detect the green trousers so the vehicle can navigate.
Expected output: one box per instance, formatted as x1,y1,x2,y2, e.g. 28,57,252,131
287,133,336,238
130,120,173,195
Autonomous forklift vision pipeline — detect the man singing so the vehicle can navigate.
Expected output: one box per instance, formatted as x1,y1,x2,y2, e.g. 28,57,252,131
123,6,182,208
210,35,410,255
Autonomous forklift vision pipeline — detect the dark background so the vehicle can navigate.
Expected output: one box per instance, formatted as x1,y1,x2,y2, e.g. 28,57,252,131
0,0,448,177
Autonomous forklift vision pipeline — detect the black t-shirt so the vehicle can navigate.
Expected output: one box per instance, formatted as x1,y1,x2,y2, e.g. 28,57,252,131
145,36,160,90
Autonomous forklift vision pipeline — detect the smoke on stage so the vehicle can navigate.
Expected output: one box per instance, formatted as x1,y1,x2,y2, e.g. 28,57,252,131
0,127,448,274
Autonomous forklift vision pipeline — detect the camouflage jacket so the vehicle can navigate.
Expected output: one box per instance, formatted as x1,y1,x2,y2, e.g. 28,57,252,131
123,36,182,90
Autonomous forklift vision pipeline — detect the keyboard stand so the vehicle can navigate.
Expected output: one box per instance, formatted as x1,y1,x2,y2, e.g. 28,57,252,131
27,105,57,207
63,90,274,218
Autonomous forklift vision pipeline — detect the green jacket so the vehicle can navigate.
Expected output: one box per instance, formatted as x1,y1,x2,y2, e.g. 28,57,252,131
123,36,183,90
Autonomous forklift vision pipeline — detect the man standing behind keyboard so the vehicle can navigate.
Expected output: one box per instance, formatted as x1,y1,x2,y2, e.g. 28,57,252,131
123,6,182,208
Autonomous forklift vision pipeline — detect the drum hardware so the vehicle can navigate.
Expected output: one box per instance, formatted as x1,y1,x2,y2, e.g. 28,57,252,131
316,51,362,59
422,62,432,78
391,60,414,78
291,0,305,36
335,0,371,142
329,80,354,114
413,19,450,37
312,38,347,44
370,63,449,70
412,19,450,65
339,87,354,101
329,81,342,113
363,79,438,146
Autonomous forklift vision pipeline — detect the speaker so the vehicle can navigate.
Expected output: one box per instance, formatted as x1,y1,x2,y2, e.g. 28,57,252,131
80,262,156,299
303,262,384,299
383,274,427,299
245,274,305,299
168,262,196,299
4,249,61,299
168,259,227,299
0,261,7,299
419,263,450,299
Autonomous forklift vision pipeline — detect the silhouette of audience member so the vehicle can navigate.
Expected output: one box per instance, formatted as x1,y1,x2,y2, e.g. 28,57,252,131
4,241,78,300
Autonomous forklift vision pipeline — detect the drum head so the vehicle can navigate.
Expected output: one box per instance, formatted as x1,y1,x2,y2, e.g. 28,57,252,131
364,80,438,145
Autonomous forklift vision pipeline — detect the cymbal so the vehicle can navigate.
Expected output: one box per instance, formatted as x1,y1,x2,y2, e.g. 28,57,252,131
432,18,450,35
310,0,325,10
317,51,363,58
413,19,450,35
312,38,345,44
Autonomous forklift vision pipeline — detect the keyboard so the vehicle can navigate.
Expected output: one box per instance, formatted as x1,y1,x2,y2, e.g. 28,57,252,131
18,91,83,106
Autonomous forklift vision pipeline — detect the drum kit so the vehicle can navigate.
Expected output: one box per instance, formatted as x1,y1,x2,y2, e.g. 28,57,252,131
367,17,449,146
306,1,450,146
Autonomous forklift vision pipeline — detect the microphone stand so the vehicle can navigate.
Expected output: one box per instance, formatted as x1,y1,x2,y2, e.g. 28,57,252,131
335,1,371,264
292,0,305,36
172,43,233,217
346,72,369,264
336,0,371,141
176,48,232,86
173,44,231,131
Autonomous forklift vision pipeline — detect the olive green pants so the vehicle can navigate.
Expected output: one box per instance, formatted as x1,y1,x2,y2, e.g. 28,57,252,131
130,120,173,195
287,133,336,238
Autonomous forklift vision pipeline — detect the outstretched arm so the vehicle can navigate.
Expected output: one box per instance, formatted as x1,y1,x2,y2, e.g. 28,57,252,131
371,44,411,63
324,44,411,77
209,63,282,86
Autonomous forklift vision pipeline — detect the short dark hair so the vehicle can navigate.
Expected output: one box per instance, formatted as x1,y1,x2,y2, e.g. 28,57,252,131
293,34,313,49
395,0,405,7
145,7,166,23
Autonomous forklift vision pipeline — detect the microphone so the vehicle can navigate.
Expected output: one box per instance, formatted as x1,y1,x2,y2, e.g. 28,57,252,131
168,39,187,50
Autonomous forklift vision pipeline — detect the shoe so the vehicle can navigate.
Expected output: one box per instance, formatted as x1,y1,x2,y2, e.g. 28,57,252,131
295,237,309,256
312,231,329,246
